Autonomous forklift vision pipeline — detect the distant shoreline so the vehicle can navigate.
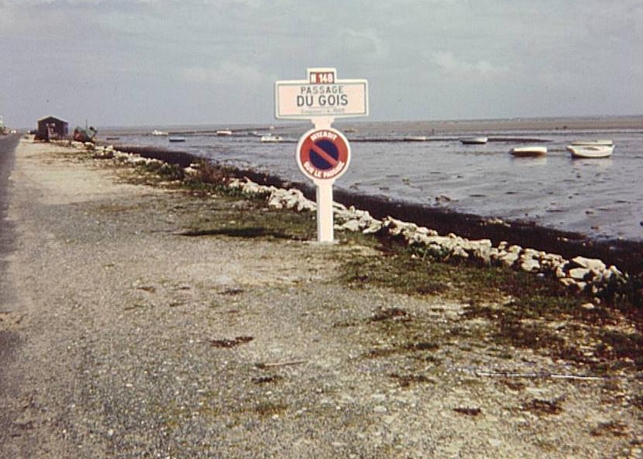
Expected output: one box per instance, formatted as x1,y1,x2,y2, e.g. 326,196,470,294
97,114,643,136
113,143,643,276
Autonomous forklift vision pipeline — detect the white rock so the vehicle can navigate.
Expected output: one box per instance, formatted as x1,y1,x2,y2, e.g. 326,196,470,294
555,266,567,279
497,251,520,268
569,267,591,281
336,220,362,232
363,221,383,234
520,258,541,273
559,278,578,288
572,256,606,272
451,246,469,259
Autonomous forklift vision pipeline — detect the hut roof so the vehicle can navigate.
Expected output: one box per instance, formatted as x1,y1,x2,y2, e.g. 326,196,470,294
38,115,68,124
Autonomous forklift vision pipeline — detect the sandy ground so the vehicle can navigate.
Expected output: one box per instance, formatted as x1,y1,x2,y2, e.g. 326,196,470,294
0,138,641,458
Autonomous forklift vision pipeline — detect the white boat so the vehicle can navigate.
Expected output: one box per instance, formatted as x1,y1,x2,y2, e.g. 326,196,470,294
216,129,232,136
566,144,614,158
461,136,488,145
510,146,547,157
152,129,168,136
403,136,427,141
260,134,283,143
168,136,186,143
570,139,613,147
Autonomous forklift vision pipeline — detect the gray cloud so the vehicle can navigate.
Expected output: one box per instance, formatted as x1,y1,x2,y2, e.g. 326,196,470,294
1,0,641,128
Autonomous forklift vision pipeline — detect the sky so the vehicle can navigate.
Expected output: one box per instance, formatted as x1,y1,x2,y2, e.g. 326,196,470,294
1,0,642,129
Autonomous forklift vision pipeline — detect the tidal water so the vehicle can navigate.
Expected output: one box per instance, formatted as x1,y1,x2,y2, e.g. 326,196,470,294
103,117,643,243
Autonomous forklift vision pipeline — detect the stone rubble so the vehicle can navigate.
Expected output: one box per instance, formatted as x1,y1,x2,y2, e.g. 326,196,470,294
85,143,629,299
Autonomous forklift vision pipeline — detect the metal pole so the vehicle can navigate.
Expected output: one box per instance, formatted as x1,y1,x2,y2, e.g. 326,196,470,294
312,116,335,243
316,181,334,243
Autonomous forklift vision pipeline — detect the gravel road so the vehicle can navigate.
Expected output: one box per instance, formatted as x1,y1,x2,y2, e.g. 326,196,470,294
0,133,20,307
0,138,641,458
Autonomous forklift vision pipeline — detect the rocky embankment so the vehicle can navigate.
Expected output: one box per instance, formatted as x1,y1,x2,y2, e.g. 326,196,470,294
87,141,634,302
238,182,629,300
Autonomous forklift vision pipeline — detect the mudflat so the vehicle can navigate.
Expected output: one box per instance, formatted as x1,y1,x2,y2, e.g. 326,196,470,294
0,139,641,459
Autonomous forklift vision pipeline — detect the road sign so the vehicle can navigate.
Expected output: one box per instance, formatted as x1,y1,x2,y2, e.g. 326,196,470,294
296,128,351,182
276,68,368,120
274,67,368,243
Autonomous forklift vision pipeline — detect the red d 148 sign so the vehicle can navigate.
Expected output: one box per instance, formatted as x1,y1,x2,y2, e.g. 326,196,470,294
296,128,351,181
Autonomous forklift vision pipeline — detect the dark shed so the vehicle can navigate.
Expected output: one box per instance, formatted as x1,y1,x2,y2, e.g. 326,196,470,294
37,116,69,141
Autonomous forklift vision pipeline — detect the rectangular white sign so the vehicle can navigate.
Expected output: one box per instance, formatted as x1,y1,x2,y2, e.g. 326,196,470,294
275,68,369,120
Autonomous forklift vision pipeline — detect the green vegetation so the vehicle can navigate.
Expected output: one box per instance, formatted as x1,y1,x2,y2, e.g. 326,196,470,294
339,238,643,373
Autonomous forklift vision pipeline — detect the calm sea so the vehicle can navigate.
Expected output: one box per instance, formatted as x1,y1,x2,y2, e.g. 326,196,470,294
102,117,643,243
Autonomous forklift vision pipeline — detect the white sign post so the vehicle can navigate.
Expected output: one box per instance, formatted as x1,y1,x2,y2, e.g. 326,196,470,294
275,68,369,243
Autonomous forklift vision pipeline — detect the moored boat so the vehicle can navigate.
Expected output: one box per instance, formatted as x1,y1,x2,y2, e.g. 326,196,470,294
152,129,168,136
168,136,186,143
260,134,283,143
73,126,97,143
510,146,547,157
216,129,233,136
566,144,614,158
460,136,488,145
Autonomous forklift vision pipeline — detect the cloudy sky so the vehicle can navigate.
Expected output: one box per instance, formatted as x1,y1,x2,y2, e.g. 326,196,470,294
1,0,641,128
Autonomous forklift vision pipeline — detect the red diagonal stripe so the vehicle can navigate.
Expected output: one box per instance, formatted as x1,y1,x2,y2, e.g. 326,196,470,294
310,142,339,168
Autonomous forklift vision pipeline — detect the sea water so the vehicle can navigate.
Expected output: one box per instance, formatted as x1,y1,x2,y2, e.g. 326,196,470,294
103,117,643,242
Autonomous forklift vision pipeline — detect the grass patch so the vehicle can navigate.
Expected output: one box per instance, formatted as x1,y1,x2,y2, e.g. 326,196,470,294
180,206,316,241
596,330,643,370
338,237,642,374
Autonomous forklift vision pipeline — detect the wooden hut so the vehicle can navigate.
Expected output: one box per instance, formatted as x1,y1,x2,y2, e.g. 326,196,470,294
36,116,69,141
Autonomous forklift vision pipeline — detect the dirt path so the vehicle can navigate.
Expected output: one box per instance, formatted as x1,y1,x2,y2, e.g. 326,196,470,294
0,139,641,458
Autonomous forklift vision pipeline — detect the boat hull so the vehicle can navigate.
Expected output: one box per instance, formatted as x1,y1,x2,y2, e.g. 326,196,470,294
461,136,488,145
566,145,613,158
510,146,547,157
260,135,283,143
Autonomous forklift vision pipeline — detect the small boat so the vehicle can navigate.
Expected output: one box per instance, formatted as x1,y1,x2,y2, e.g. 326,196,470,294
152,129,168,136
570,139,613,147
510,146,547,157
403,136,427,141
461,136,488,145
260,134,283,143
566,144,614,159
168,136,186,143
73,126,97,143
216,129,232,136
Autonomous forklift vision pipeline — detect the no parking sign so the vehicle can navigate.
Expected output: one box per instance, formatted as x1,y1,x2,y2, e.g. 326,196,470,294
274,67,368,243
296,128,351,182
